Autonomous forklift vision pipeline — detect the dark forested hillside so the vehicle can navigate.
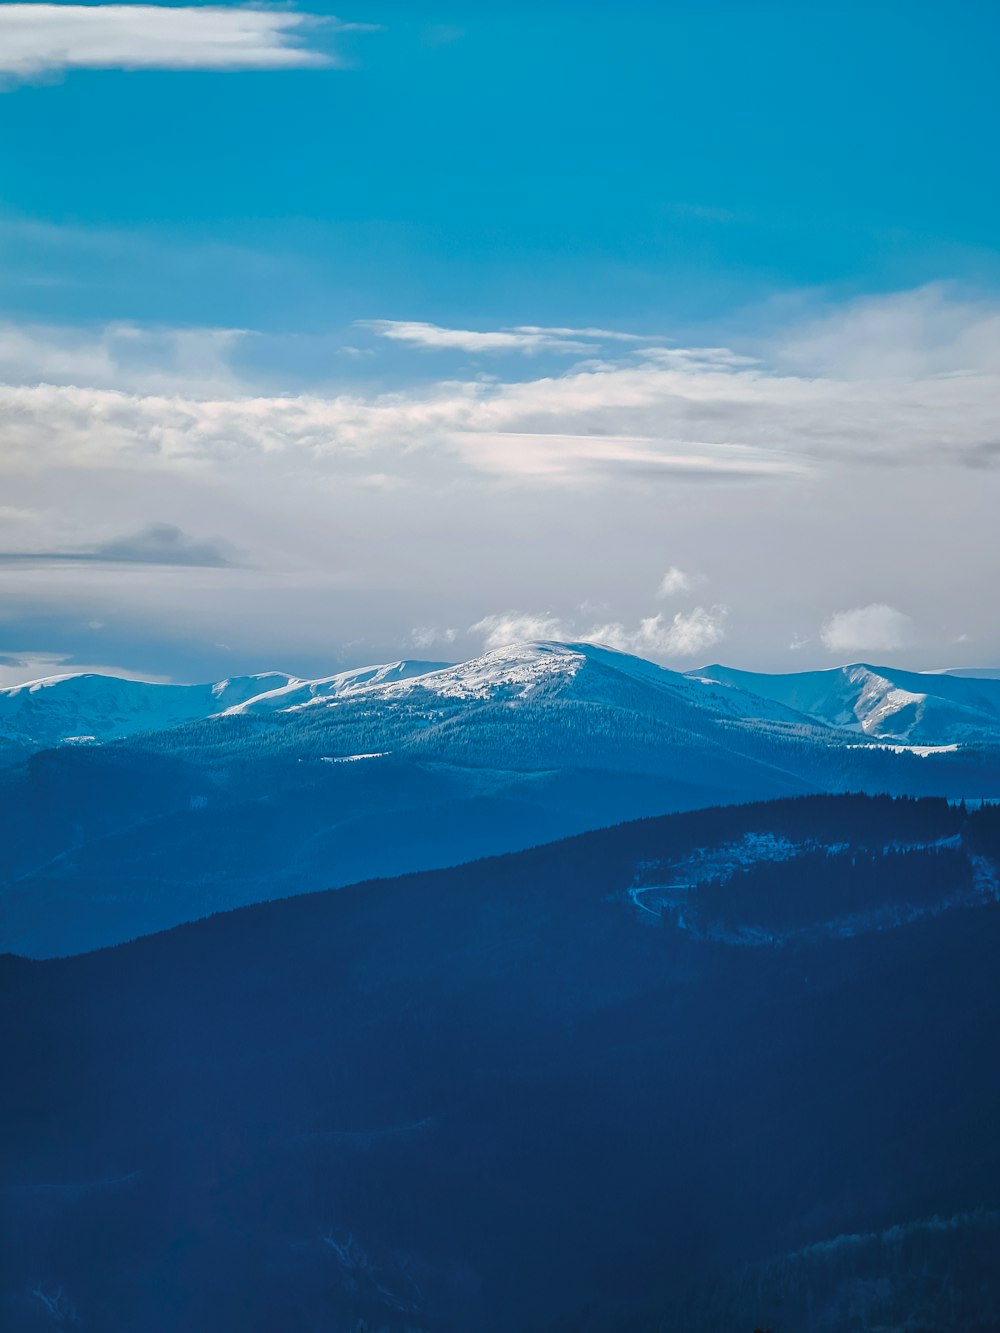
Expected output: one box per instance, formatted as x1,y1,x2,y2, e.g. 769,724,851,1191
3,794,1000,1331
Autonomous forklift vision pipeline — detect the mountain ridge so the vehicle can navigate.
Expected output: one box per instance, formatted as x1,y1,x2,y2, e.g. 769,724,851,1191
6,641,1000,761
689,660,1000,744
4,641,1000,956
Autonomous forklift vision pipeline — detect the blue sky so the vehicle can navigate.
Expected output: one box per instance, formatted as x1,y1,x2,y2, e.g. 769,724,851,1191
6,2,1000,332
1,2,999,681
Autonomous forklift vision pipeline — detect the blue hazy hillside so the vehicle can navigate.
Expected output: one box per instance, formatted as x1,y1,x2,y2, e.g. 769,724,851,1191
3,642,1000,957
3,793,1000,1331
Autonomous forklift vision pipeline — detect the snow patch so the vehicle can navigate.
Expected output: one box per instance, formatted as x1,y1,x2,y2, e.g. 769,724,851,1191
320,752,390,764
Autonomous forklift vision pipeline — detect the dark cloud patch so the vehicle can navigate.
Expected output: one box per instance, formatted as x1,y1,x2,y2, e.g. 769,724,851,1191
0,524,238,568
959,442,1000,469
90,524,237,567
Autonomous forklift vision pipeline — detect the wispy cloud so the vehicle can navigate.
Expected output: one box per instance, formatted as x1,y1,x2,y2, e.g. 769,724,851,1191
5,295,1000,488
776,284,1000,380
0,5,375,83
410,625,458,649
656,567,694,598
470,605,726,661
360,320,593,354
452,433,797,483
360,320,650,356
588,607,727,658
470,612,569,649
511,325,648,344
0,318,249,393
6,291,1000,483
820,604,911,656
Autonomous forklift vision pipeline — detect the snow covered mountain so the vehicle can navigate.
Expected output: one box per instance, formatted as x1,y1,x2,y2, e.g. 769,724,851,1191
0,670,289,763
0,659,447,763
283,640,812,723
688,661,1000,745
7,645,1000,765
0,640,875,770
4,641,1000,956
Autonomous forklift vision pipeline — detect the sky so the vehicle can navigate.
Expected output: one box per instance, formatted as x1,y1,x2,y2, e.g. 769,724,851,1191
1,0,999,684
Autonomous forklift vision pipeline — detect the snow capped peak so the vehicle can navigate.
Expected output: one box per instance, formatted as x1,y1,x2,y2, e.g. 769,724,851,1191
688,662,1000,744
4,643,1000,764
376,640,590,700
347,639,702,705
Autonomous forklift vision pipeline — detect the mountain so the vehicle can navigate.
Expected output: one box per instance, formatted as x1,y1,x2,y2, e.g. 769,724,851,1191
7,645,1000,766
3,793,999,1332
689,661,1000,745
3,641,1000,957
0,660,448,766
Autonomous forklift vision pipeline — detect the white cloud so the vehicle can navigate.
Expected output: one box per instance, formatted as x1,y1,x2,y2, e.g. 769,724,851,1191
0,382,807,483
512,325,647,343
360,320,592,355
7,288,1000,484
590,607,726,659
470,606,726,661
777,284,1000,380
452,432,793,482
362,319,660,355
410,625,457,650
656,566,693,598
0,5,372,82
820,604,911,656
470,612,568,649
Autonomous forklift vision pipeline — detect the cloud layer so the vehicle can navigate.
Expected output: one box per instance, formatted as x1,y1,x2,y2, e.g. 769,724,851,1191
0,286,997,675
4,286,1000,482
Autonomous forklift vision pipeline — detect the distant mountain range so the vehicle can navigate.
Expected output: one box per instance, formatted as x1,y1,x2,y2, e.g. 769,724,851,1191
4,645,1000,761
4,793,999,1331
0,660,450,766
3,641,1000,956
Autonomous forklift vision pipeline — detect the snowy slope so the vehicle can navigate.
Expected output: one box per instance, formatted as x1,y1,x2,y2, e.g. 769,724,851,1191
688,662,1000,745
221,659,450,715
0,660,450,760
282,641,816,725
0,670,293,759
235,640,834,782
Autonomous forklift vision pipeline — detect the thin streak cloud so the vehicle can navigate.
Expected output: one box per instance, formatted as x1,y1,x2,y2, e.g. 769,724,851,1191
359,320,592,354
0,5,375,82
